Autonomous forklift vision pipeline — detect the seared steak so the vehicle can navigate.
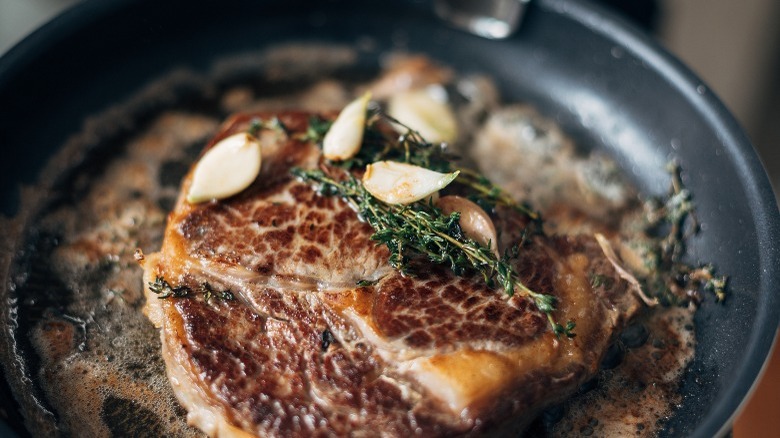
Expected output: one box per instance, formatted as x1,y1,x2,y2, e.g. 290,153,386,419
141,111,641,436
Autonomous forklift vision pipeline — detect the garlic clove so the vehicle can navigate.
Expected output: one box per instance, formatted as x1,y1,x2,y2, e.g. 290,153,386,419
187,132,262,204
387,85,458,144
362,161,459,205
437,196,499,257
323,92,372,161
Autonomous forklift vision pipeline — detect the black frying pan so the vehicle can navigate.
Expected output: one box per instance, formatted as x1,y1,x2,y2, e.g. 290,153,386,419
1,0,778,436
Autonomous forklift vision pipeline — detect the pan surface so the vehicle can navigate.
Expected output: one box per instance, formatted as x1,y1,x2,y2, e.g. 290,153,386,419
1,0,778,436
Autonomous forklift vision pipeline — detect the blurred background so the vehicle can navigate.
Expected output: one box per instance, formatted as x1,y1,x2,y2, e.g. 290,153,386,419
1,0,778,436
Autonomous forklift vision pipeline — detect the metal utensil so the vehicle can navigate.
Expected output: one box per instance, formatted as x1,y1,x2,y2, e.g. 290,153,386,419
434,0,531,39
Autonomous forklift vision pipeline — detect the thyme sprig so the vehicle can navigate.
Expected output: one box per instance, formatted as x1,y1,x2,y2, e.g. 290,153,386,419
642,162,727,303
291,167,574,337
148,277,235,303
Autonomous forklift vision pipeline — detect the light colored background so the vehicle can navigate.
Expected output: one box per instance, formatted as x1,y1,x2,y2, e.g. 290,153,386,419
660,0,780,200
1,0,778,435
0,0,80,54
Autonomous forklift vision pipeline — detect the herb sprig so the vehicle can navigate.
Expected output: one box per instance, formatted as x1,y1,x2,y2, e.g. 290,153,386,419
148,277,189,299
149,277,235,303
320,110,540,222
642,163,727,304
291,167,574,337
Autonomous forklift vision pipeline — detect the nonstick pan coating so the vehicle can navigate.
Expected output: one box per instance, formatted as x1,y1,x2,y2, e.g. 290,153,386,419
1,0,778,436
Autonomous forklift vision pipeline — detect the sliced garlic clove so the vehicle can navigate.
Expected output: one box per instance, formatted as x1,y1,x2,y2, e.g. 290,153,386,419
437,195,499,257
323,92,372,161
362,161,459,205
187,132,262,204
387,85,458,144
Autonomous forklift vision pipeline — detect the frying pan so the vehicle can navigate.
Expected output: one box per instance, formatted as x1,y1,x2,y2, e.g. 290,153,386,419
1,0,778,436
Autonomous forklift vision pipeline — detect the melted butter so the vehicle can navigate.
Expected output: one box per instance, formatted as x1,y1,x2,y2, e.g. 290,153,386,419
547,307,695,437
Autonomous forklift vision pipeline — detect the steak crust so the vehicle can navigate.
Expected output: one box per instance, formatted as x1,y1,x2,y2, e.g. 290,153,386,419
141,111,641,436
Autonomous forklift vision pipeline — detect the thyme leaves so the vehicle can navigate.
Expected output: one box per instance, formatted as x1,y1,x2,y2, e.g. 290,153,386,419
301,116,333,143
248,116,288,137
201,283,236,303
356,279,378,287
148,277,189,299
642,163,727,304
148,277,235,303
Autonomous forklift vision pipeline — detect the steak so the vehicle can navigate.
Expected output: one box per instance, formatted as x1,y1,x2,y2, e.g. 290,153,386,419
140,111,642,436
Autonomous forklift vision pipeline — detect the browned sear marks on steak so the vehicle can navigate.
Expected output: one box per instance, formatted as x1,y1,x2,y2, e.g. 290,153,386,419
370,266,546,349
